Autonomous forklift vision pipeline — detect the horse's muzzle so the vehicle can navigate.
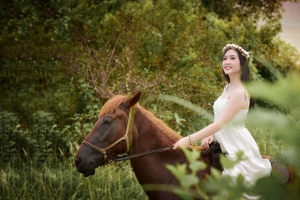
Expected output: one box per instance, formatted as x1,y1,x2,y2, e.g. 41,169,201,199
74,156,96,177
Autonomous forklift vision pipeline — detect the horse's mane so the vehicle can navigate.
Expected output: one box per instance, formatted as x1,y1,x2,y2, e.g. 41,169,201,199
99,95,182,141
138,106,182,141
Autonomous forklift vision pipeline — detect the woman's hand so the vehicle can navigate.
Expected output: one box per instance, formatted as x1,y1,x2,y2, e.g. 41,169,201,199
173,137,190,149
201,135,214,149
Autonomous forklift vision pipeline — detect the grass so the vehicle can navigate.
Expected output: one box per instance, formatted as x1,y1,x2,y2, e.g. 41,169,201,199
250,126,285,161
0,156,147,200
0,127,287,200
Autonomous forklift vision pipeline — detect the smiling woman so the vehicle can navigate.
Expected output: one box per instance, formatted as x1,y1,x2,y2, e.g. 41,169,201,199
221,44,250,85
173,44,272,200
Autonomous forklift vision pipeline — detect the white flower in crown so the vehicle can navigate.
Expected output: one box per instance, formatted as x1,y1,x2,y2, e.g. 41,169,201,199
222,44,250,60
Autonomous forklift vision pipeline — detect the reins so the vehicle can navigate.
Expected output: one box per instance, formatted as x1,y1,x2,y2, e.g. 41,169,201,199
106,146,173,164
106,145,213,165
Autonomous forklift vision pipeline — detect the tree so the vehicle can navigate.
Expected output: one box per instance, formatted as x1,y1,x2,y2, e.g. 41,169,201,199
1,0,300,158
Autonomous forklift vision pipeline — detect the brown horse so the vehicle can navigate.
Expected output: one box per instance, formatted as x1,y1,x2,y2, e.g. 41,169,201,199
74,92,213,200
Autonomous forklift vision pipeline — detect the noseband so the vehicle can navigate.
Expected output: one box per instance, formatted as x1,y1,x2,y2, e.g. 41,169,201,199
81,107,134,163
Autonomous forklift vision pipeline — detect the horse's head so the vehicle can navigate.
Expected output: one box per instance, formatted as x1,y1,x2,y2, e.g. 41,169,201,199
74,91,141,177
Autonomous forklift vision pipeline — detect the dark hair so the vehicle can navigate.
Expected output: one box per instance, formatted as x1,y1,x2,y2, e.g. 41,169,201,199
222,48,254,107
222,48,250,83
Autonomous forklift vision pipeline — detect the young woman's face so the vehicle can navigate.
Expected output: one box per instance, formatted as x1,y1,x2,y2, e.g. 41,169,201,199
222,49,242,75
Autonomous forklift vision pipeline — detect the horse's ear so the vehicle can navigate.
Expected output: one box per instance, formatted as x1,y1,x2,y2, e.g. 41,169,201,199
125,92,141,108
107,88,115,99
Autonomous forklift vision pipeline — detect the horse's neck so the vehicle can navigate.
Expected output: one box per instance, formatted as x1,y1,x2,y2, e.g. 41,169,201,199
132,107,179,153
129,108,185,184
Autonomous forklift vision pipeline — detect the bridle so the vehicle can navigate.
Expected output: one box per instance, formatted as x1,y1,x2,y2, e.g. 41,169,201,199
81,107,173,165
81,106,213,166
81,107,135,164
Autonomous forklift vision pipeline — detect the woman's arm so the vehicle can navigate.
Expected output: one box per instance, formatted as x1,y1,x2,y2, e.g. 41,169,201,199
173,89,247,149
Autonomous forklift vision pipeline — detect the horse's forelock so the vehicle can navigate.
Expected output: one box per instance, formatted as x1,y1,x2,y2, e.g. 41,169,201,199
99,95,129,117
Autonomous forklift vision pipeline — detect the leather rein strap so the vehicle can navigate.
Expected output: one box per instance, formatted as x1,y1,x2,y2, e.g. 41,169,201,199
108,146,173,163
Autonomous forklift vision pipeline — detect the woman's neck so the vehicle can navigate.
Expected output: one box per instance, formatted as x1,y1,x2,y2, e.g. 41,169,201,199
229,82,242,88
228,75,242,87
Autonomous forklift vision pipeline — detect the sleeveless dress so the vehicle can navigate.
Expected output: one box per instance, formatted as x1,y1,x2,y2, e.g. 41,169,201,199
213,88,272,199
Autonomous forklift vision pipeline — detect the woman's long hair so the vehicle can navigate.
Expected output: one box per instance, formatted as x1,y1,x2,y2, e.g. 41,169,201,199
222,48,254,107
222,48,250,83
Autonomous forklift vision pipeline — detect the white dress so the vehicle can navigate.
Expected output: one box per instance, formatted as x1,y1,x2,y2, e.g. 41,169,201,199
213,90,272,199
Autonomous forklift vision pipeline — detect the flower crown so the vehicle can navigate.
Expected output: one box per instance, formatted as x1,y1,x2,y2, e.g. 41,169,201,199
222,44,250,60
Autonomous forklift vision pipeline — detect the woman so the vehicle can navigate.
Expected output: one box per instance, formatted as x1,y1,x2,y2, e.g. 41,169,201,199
173,44,272,199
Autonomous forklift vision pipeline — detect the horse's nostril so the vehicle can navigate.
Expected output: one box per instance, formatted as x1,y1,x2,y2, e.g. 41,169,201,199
76,157,82,165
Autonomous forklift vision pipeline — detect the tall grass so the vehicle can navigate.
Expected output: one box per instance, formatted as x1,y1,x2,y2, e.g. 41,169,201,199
250,126,285,161
1,126,283,200
1,155,147,200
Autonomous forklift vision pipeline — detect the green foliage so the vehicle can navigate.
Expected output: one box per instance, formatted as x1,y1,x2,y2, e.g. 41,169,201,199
0,60,77,127
0,112,20,160
0,105,98,164
165,141,293,199
159,94,214,121
1,0,300,143
1,159,147,199
166,148,208,199
247,73,300,172
0,59,100,161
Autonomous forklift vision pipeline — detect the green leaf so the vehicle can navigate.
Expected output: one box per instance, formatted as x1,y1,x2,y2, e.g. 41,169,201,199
181,174,199,189
173,188,194,200
165,163,187,181
181,148,200,164
189,161,206,173
210,168,222,179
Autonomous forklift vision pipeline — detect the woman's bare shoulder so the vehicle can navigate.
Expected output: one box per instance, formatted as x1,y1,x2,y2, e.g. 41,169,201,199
229,88,248,102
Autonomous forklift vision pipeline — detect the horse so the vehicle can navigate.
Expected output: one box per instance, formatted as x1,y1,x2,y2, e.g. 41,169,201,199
74,91,214,199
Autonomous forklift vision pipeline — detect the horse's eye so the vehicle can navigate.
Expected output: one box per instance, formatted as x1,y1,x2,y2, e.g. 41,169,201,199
104,117,113,124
